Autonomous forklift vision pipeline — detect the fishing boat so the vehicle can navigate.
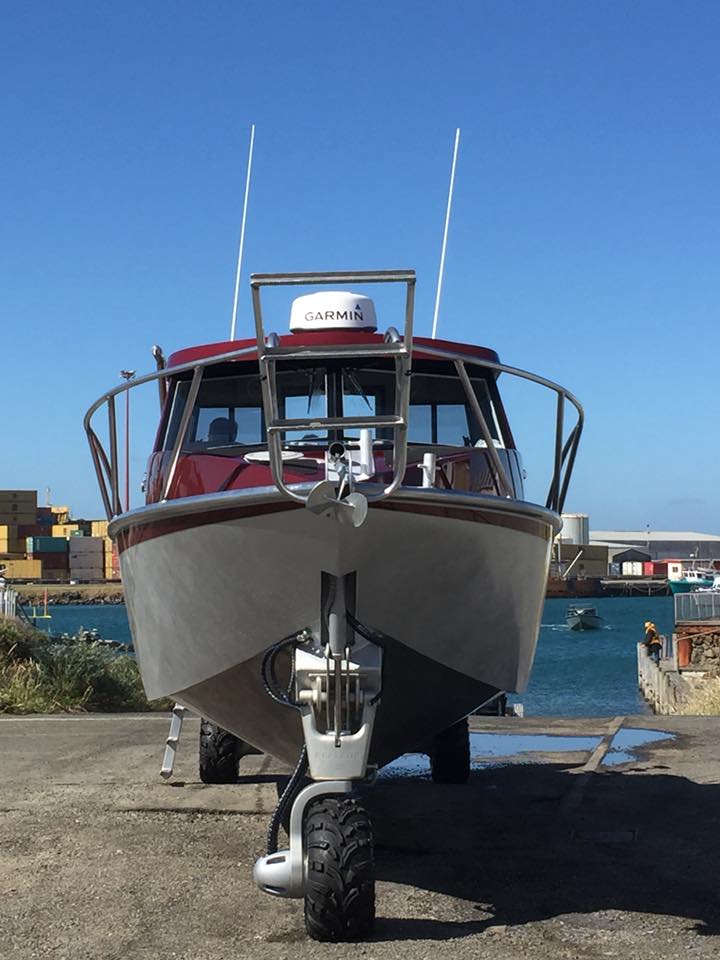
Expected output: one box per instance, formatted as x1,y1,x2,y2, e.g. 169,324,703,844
668,569,715,594
84,269,582,940
566,605,604,630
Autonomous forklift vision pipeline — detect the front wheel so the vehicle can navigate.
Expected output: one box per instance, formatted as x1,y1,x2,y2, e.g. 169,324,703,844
198,719,243,784
304,795,375,942
429,717,471,784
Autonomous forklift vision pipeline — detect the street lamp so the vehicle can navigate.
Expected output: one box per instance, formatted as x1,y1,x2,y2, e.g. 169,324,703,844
120,370,136,512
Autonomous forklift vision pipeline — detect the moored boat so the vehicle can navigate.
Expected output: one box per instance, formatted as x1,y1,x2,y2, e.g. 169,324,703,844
84,269,583,940
669,570,715,594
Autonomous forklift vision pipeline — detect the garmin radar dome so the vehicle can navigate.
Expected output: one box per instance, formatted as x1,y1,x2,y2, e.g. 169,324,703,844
289,291,377,333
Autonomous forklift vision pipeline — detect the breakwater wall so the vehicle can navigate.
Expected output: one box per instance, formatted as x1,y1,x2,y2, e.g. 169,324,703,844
17,585,124,606
637,644,692,714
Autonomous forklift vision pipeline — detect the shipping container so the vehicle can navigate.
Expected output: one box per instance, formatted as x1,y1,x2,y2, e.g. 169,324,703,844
0,510,37,525
91,520,109,538
0,490,38,504
42,570,69,582
69,556,103,567
69,556,103,569
643,562,654,577
38,555,69,571
68,569,103,581
0,559,42,578
27,536,69,554
69,537,103,553
0,524,25,554
51,524,80,538
18,524,48,538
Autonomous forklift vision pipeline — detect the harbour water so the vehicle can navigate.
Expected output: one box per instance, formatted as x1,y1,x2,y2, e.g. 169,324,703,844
30,595,674,717
511,595,674,716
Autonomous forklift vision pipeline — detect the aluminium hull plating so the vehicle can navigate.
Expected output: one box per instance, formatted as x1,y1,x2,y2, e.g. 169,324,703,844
112,486,559,766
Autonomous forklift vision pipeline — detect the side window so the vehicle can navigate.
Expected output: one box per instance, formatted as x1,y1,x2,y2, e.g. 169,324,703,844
163,374,264,451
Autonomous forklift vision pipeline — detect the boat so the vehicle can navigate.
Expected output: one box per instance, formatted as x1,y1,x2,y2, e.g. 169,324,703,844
668,569,715,594
566,605,604,630
695,574,720,593
84,269,583,940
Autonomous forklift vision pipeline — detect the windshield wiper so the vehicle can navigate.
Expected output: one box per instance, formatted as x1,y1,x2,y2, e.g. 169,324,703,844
343,368,373,411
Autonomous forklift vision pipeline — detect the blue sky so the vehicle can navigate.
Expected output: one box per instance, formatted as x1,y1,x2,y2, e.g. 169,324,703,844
2,1,719,530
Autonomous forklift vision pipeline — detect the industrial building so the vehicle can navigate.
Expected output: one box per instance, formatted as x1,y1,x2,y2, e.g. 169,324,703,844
590,531,720,562
554,516,720,580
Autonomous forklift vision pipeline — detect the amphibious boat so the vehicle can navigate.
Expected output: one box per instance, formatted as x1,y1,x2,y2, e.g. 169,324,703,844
85,270,583,941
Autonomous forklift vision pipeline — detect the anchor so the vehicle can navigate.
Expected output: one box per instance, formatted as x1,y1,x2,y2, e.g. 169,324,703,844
305,442,368,528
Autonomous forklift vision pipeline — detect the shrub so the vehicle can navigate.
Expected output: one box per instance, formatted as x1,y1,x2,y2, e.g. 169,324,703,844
0,620,170,713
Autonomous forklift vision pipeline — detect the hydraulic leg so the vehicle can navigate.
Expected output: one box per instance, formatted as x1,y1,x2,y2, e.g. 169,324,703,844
253,574,382,940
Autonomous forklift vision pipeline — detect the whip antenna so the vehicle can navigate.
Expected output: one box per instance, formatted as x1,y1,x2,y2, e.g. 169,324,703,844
431,127,460,339
230,123,256,340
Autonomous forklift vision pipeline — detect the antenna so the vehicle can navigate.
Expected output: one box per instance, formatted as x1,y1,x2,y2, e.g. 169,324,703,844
431,127,461,340
230,123,256,341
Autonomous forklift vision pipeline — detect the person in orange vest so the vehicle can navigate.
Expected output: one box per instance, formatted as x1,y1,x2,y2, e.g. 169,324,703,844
644,621,662,664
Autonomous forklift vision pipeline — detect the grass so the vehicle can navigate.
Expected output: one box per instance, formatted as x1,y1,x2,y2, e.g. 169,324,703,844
679,677,720,716
0,618,171,714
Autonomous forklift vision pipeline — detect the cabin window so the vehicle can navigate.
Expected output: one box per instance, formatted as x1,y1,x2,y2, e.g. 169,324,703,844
163,374,264,451
163,360,505,452
278,368,328,443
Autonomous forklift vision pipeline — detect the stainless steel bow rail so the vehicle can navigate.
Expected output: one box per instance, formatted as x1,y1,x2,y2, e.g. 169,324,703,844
83,270,583,521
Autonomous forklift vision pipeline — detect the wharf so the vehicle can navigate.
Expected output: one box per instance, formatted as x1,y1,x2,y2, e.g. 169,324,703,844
601,577,670,596
1,713,719,958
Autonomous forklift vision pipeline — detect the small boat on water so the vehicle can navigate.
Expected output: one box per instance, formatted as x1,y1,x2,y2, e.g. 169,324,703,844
566,605,604,630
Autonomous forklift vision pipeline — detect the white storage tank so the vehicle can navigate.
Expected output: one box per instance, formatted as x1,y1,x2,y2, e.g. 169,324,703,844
560,513,590,545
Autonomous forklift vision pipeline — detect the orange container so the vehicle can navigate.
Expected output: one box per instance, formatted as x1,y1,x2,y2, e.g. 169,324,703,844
676,636,692,668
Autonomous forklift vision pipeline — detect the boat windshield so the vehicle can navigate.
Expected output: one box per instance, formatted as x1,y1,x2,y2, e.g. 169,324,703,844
161,360,503,453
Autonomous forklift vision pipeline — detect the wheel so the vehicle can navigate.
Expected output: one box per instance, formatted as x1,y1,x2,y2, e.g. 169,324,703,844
198,719,241,783
303,795,375,942
429,717,470,784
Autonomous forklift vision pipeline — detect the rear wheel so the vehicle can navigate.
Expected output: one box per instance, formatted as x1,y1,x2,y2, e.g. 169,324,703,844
198,719,242,784
304,795,375,942
430,717,470,784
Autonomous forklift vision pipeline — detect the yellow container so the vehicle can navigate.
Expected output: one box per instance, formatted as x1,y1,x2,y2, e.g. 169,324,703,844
1,558,42,578
51,524,80,538
0,524,24,554
91,520,110,538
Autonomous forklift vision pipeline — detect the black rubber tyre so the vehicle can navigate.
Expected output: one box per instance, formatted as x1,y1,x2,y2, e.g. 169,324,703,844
198,719,241,784
303,795,375,942
429,717,471,784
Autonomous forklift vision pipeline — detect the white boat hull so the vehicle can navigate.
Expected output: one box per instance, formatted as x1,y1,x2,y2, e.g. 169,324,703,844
114,487,558,766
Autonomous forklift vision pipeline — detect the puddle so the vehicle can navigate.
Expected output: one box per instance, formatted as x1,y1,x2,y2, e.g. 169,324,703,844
602,728,675,766
379,729,676,779
379,732,602,780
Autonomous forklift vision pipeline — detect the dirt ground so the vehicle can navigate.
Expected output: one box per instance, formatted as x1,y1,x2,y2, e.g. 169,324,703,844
0,713,719,959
